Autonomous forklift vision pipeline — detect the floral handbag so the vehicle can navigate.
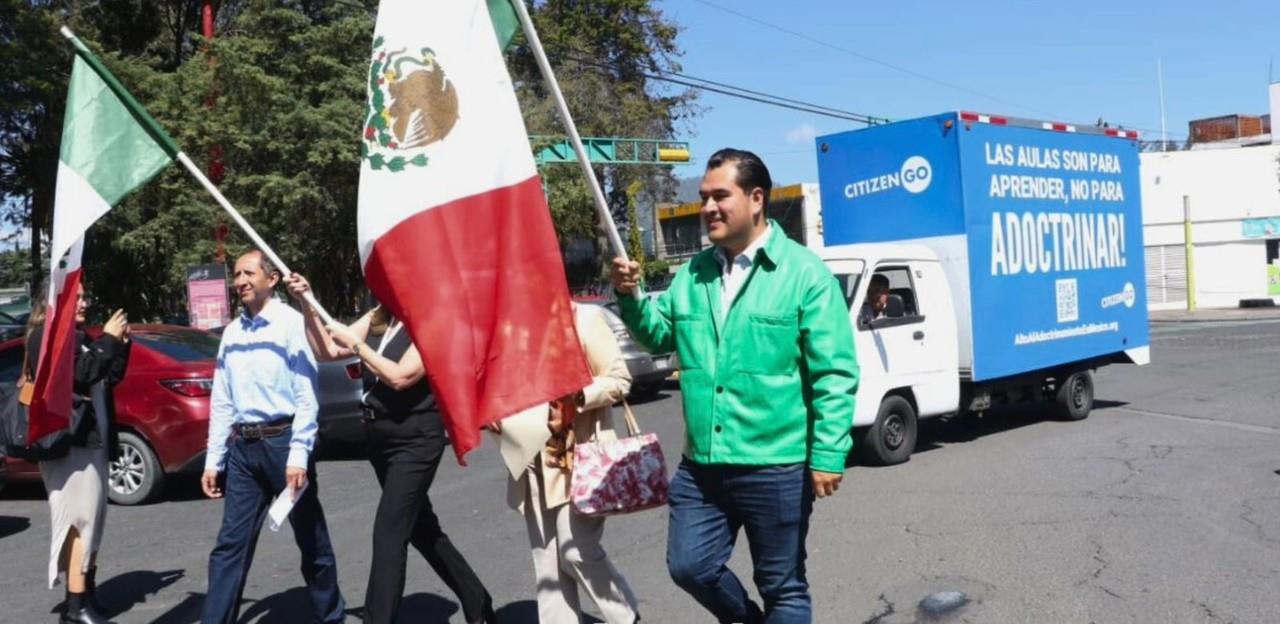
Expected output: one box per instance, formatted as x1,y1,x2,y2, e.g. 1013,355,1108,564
569,401,669,516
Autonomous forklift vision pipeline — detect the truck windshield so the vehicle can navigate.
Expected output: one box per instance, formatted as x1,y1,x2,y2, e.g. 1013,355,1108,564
834,273,862,309
824,259,866,309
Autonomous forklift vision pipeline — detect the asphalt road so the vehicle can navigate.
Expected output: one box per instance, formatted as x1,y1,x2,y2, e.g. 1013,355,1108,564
1,319,1278,623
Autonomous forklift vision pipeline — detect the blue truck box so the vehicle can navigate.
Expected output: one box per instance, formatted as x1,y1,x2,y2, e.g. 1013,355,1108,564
816,112,1150,381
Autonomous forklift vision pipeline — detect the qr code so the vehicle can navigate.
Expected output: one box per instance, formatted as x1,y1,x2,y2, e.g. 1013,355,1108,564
1056,278,1079,323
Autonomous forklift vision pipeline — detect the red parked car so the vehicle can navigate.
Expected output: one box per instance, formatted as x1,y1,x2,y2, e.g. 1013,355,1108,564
1,324,217,505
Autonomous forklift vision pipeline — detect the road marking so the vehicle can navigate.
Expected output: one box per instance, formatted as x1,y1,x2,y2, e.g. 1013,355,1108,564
1108,406,1280,435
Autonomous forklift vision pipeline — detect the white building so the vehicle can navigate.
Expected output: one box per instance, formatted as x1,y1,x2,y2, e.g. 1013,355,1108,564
1139,83,1280,309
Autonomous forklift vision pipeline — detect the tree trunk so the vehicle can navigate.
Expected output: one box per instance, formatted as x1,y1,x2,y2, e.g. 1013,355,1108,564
28,198,43,297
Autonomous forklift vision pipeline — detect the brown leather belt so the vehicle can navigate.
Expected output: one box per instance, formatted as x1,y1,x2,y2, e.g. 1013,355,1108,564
234,420,291,440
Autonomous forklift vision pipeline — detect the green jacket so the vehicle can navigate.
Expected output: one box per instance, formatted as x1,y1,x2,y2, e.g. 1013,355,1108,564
618,222,859,473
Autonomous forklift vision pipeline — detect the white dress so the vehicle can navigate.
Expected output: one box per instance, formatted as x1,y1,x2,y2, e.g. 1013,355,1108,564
33,337,115,589
40,436,109,588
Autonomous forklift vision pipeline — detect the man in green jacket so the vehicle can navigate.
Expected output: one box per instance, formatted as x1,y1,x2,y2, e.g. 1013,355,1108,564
611,148,858,623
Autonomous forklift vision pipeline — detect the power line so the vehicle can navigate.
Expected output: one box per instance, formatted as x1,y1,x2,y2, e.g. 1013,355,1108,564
555,52,881,123
550,48,1188,142
555,52,889,126
690,0,1185,139
660,67,891,123
690,0,1038,114
660,74,870,122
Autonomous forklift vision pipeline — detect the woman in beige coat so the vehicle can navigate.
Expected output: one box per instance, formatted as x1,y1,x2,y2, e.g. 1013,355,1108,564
492,302,640,624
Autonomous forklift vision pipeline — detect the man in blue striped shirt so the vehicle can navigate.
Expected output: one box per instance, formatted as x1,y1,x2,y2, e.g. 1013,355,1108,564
200,250,345,624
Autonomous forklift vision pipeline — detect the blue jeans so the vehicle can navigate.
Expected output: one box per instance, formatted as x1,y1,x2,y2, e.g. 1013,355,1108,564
202,428,345,624
666,459,814,624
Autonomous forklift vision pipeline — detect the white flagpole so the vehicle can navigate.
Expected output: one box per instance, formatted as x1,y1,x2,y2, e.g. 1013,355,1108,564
174,152,337,327
508,0,630,264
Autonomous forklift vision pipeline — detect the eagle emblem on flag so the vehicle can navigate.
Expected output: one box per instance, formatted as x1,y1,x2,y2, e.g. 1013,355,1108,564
361,37,460,171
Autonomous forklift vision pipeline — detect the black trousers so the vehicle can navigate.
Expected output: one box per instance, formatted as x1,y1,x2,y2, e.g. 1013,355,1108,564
363,410,493,624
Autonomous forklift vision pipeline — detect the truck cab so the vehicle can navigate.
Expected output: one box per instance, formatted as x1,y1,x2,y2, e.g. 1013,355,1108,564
825,244,959,464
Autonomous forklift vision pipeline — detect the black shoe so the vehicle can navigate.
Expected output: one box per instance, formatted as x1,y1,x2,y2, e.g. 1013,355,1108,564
60,606,109,624
61,590,108,624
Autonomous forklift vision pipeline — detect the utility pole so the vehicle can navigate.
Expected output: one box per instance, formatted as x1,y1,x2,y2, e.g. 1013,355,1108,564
1158,59,1168,152
1184,196,1196,311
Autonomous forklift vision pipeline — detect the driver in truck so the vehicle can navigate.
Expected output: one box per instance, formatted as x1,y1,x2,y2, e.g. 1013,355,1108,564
858,273,890,328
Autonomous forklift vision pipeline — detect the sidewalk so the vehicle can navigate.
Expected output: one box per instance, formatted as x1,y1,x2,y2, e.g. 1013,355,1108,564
1149,306,1280,323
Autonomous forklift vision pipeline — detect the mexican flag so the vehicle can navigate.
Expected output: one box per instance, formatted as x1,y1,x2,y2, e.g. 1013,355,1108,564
358,0,591,463
29,30,178,442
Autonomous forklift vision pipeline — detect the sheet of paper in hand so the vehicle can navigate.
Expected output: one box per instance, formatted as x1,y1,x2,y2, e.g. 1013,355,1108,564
268,481,309,532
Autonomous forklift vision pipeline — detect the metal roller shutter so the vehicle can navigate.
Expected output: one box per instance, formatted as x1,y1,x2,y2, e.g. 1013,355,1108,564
1144,244,1187,304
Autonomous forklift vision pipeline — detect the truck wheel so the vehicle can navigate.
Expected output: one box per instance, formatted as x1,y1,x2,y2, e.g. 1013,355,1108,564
107,431,164,505
1055,370,1094,421
861,396,917,466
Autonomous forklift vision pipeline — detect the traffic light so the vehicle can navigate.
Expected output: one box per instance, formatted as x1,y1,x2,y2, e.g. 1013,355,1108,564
658,147,691,163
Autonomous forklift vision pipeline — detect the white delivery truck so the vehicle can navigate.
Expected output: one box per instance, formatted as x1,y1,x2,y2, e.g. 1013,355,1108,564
815,112,1151,465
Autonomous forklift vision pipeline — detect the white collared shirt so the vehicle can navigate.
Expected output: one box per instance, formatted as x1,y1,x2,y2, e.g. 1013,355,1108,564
715,224,772,313
205,297,319,471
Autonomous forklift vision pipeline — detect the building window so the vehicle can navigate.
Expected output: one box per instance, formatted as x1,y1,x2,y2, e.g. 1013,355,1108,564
660,214,702,258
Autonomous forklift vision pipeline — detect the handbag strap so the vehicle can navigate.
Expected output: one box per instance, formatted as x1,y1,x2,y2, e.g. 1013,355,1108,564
620,400,641,436
591,400,642,438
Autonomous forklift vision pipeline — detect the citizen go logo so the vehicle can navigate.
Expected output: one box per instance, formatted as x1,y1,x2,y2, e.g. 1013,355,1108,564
901,156,932,194
843,155,933,199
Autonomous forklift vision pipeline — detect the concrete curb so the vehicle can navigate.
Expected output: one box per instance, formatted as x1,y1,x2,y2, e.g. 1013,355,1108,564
1149,314,1280,324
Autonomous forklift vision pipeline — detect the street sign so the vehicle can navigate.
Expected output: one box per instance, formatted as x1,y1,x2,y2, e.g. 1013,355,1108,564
186,264,230,330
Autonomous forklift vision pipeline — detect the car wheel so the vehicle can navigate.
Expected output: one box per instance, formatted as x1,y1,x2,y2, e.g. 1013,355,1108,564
1055,370,1093,421
108,431,164,505
860,395,917,466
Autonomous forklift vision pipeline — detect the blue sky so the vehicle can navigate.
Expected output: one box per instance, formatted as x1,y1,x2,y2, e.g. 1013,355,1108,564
659,0,1280,186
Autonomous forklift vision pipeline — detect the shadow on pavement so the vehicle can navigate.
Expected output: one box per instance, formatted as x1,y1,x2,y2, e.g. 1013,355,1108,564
852,399,1132,467
496,600,538,623
845,407,1048,468
910,399,1132,457
398,592,460,622
0,514,31,539
95,569,186,619
148,587,330,624
913,408,1050,453
162,473,210,503
0,481,46,500
1093,399,1131,411
149,591,203,624
237,586,314,623
340,593,459,623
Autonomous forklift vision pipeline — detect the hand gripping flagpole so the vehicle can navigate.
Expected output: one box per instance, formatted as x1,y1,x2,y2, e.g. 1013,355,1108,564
60,26,338,328
508,0,631,265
